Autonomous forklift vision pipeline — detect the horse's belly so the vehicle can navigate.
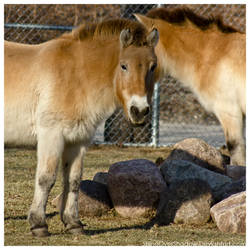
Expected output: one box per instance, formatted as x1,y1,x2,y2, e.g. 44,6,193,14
4,106,37,147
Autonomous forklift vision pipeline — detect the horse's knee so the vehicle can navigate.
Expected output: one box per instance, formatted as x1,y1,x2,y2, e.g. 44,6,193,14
38,173,56,191
37,155,59,189
69,178,81,192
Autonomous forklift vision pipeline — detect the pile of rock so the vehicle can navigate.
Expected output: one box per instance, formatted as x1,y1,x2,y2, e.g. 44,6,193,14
51,138,246,234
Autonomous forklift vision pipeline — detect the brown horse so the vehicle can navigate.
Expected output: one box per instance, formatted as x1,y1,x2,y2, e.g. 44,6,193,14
135,8,246,166
4,18,159,236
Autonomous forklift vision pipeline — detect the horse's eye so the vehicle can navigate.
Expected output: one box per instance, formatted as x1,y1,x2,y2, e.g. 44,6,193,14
150,63,157,72
121,64,128,71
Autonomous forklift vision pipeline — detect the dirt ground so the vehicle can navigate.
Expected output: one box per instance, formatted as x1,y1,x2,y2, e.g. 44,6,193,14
4,146,245,246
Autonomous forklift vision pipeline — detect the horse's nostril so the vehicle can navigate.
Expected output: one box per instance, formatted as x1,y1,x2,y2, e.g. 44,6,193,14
130,105,139,117
142,107,150,116
130,106,149,120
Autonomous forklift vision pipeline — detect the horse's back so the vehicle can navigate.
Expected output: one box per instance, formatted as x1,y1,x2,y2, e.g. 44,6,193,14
4,41,42,147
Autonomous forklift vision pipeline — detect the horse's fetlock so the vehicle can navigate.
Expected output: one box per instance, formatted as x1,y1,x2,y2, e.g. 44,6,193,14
28,210,46,228
62,212,78,226
64,219,84,234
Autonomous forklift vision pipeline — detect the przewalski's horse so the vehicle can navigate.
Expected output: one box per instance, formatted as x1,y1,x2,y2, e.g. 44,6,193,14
4,18,159,236
135,8,246,166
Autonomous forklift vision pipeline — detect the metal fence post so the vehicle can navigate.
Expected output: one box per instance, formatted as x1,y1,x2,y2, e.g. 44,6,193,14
150,4,162,148
151,82,160,147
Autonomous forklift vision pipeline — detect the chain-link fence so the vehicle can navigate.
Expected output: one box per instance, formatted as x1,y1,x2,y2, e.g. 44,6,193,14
4,4,246,147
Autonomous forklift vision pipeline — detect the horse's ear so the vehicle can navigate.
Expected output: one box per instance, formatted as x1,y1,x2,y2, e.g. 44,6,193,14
147,28,159,47
134,13,154,29
120,29,133,48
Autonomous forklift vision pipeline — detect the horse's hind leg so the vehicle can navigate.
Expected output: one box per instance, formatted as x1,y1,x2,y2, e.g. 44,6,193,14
28,129,64,237
60,143,86,234
217,110,245,166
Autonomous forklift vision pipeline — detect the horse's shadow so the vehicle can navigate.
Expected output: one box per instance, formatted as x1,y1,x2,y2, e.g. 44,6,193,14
4,211,58,221
83,218,156,236
4,211,157,235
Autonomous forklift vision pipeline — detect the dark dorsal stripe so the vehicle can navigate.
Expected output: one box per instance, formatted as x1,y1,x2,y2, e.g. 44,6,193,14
146,8,238,33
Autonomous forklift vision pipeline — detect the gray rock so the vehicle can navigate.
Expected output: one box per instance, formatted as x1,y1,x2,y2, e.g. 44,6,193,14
160,160,233,199
51,180,112,216
108,159,166,218
211,191,246,234
93,172,108,185
157,179,213,225
225,165,246,180
167,138,226,174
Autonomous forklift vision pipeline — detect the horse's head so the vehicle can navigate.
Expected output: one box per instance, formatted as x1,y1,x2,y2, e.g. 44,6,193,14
114,28,159,125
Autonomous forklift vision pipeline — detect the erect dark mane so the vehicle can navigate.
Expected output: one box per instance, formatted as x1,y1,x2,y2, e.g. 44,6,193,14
64,18,149,46
147,7,239,33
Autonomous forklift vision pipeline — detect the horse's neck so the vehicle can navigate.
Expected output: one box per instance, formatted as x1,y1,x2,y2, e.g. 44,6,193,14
158,24,208,90
79,40,120,124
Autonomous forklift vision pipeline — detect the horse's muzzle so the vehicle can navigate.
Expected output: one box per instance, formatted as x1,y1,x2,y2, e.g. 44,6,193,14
129,105,150,126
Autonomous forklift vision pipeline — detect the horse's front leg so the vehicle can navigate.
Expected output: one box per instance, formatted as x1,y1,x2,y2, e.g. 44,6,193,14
60,143,86,234
28,128,64,237
216,109,245,166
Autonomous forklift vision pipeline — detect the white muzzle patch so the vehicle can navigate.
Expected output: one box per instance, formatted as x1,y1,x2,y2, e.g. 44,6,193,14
128,95,149,113
127,95,149,124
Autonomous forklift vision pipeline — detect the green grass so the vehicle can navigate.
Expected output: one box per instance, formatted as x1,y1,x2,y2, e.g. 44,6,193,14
4,146,245,246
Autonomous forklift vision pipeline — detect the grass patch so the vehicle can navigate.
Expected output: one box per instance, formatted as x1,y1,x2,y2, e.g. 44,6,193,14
4,145,245,246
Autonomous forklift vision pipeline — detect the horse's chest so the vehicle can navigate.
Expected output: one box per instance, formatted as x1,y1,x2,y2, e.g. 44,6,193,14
62,119,97,144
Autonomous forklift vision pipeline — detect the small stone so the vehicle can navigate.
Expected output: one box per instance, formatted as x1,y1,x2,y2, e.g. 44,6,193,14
108,159,166,218
210,191,246,234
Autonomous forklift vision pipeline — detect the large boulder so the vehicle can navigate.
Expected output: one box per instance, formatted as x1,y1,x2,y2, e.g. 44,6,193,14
210,191,246,234
160,160,233,201
108,159,166,218
157,179,213,225
166,138,226,174
51,180,112,216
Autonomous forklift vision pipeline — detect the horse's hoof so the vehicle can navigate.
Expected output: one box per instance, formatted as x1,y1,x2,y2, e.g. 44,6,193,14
66,226,84,235
30,227,51,237
65,222,84,235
